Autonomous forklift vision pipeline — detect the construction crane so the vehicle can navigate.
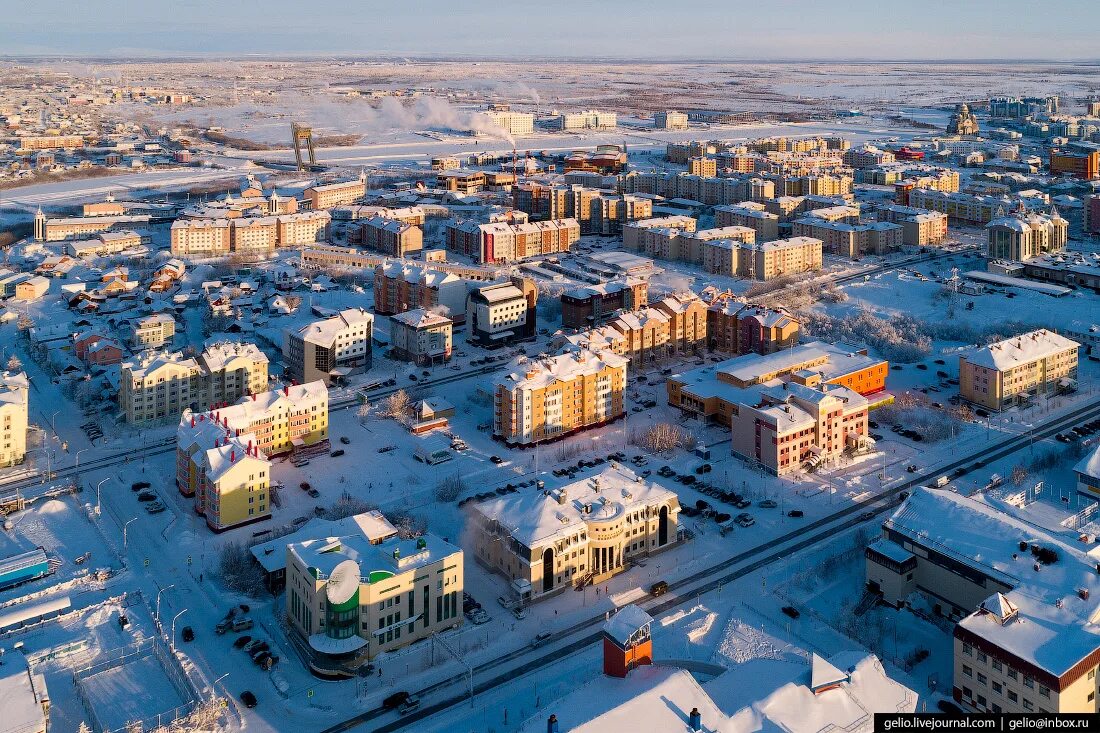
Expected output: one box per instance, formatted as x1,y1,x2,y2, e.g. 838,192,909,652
291,123,316,171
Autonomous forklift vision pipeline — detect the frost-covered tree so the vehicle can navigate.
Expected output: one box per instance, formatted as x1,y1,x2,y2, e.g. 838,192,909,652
6,354,22,372
380,389,411,419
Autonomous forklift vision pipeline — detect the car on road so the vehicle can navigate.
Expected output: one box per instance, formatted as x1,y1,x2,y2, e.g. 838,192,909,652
330,449,345,457
512,606,528,620
496,595,516,610
181,626,194,642
781,606,801,619
378,445,397,453
243,639,267,654
858,511,877,522
340,436,351,445
307,488,320,498
490,455,504,464
382,691,411,710
531,631,553,648
787,510,804,518
650,580,669,597
398,696,421,716
240,691,258,708
758,499,777,508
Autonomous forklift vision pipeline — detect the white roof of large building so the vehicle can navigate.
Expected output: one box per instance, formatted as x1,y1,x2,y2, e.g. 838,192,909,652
288,529,459,582
473,465,677,548
497,349,628,393
963,329,1079,371
0,662,48,733
250,511,398,573
295,308,373,347
198,340,268,372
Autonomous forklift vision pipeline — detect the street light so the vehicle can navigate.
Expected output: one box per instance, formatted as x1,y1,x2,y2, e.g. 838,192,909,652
170,609,188,647
75,447,91,467
155,584,176,627
49,410,60,436
96,477,112,514
123,517,137,549
211,672,230,701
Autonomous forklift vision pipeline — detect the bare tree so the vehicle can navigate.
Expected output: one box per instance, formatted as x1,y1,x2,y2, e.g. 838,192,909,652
635,422,692,454
356,400,372,423
380,389,412,419
217,541,264,596
435,474,467,502
1011,464,1029,487
5,354,21,372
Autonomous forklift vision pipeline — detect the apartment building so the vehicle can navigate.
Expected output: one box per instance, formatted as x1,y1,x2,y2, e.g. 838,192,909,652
34,212,152,242
707,302,799,355
622,216,698,251
556,110,617,130
484,110,534,136
303,174,367,209
667,341,888,427
688,157,717,177
436,169,486,194
15,134,84,151
1050,149,1099,180
714,204,780,242
445,218,580,264
654,293,708,354
792,218,902,257
120,342,269,424
618,172,774,208
389,309,453,365
231,217,279,254
864,487,1100,714
959,330,1079,411
286,525,463,668
730,380,870,474
561,278,649,330
276,211,331,245
907,189,1022,225
373,261,472,319
360,216,423,257
466,278,538,348
606,308,671,367
494,349,627,446
986,210,1069,262
284,308,373,386
657,225,756,265
0,372,29,467
128,312,175,350
654,110,688,130
334,205,426,226
875,204,949,246
176,411,270,531
471,466,680,602
68,230,143,257
171,219,232,256
843,146,896,169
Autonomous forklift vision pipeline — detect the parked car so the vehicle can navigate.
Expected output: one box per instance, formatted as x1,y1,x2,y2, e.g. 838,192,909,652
858,511,877,522
398,695,421,716
650,580,669,597
469,609,490,625
330,449,345,457
131,481,151,492
787,510,804,518
490,455,504,464
497,595,516,610
137,491,157,502
145,502,166,514
307,488,320,498
181,626,194,642
758,499,777,508
781,606,801,619
233,635,253,649
299,482,311,491
240,691,258,709
531,631,553,648
512,606,528,620
339,436,351,445
382,691,411,710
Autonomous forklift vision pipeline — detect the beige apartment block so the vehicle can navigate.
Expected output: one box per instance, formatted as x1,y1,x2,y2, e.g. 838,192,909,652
494,349,627,446
654,110,688,130
471,466,680,602
688,157,717,177
129,312,176,350
284,308,373,386
171,219,232,256
276,211,330,245
360,216,423,257
304,174,367,209
230,217,279,254
959,329,1079,411
389,309,453,365
0,372,29,467
714,204,780,242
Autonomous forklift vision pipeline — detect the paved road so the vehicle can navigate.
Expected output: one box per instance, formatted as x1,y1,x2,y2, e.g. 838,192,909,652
325,395,1100,733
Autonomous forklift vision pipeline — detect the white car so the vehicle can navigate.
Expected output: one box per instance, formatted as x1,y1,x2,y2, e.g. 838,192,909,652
512,606,528,620
496,595,516,610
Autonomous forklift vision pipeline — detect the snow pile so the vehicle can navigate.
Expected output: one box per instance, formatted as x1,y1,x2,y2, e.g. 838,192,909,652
715,617,785,665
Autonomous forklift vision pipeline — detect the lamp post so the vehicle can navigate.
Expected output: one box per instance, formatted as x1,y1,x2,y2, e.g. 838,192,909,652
212,672,230,701
155,584,176,627
170,609,188,648
49,410,60,436
75,447,91,467
96,477,111,514
123,517,137,549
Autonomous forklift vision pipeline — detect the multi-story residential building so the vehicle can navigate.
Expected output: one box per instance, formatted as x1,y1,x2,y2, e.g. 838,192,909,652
654,293,708,354
707,302,799,355
561,278,649,330
334,205,427,226
286,524,463,669
864,486,1100,714
15,134,84,151
120,342,269,424
791,218,902,258
618,172,773,207
714,204,780,242
484,110,534,136
176,411,270,531
373,261,475,319
606,308,671,367
986,210,1068,262
436,169,486,194
654,110,688,130
875,204,949,246
170,218,232,256
622,216,697,251
303,173,367,209
1049,149,1099,180
276,211,330,245
907,189,1027,225
843,146,896,169
466,278,538,348
0,372,29,467
389,309,453,365
556,110,617,130
471,466,680,602
990,96,1059,118
1086,195,1100,236
284,308,373,386
730,379,870,474
360,216,423,257
688,157,717,177
445,218,580,264
667,341,888,427
494,349,628,446
68,230,143,258
959,329,1079,411
34,211,152,242
743,236,825,278
230,217,279,254
128,312,176,350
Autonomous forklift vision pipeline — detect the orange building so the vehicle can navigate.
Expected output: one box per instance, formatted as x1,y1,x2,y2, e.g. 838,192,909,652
602,606,654,678
1050,150,1099,180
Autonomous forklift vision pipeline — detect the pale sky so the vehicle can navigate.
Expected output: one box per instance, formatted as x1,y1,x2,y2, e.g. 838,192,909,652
1,0,1097,60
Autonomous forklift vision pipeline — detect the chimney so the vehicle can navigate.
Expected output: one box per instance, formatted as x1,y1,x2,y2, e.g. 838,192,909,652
284,385,289,397
557,489,567,505
230,450,236,463
689,708,702,732
252,393,256,400
547,715,559,733
190,416,195,428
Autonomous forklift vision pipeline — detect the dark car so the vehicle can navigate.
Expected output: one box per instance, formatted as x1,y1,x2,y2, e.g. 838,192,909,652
181,626,194,642
490,455,504,464
131,481,151,491
340,436,351,445
330,449,345,457
233,635,252,649
137,492,157,502
858,511,876,522
650,580,669,597
240,691,258,708
787,510,804,518
383,691,411,710
781,606,801,619
299,482,311,491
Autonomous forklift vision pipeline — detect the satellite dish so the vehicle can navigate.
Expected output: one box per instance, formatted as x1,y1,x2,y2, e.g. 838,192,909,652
326,559,360,605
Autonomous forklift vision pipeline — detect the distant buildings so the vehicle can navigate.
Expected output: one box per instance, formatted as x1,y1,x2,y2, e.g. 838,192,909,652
389,309,453,365
654,110,688,130
466,278,538,348
303,173,367,209
985,210,1068,262
714,204,780,242
286,522,463,668
120,342,269,424
483,110,534,136
959,329,1079,411
471,466,680,601
170,211,330,256
0,372,29,468
990,95,1059,118
791,218,901,258
373,261,472,320
556,110,617,130
359,216,423,257
128,312,176,350
707,302,799,355
445,218,580,264
875,204,949,247
1049,149,1099,180
284,308,373,386
512,184,653,235
494,349,628,446
561,278,649,330
33,209,151,242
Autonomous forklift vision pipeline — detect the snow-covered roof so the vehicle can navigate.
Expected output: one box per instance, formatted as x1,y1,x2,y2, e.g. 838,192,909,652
496,349,628,393
1074,444,1100,482
0,662,49,733
288,531,460,584
963,329,1079,371
250,511,397,573
391,308,451,329
294,308,373,347
603,604,653,646
810,653,850,691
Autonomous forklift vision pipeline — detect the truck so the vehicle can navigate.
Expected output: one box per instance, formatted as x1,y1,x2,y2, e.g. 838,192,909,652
932,476,949,488
414,437,453,466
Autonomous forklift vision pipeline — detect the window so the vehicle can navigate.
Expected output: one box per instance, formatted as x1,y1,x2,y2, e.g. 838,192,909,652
963,665,973,678
1090,669,1097,681
992,682,1002,694
1022,699,1033,711
1090,692,1096,703
977,673,987,685
1039,686,1050,699
992,660,1002,672
977,651,987,663
1023,676,1035,689
1008,669,1018,681
1008,691,1018,703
